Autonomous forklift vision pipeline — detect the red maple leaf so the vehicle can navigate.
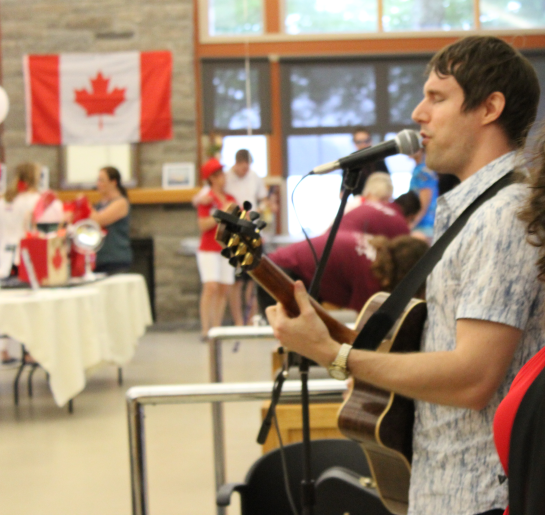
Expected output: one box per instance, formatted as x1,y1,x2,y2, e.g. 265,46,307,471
52,247,63,270
74,71,127,130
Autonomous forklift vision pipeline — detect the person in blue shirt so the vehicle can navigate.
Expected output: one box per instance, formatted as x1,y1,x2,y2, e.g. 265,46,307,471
409,148,438,240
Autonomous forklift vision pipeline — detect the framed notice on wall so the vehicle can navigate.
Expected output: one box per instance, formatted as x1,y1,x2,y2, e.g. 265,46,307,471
162,162,195,189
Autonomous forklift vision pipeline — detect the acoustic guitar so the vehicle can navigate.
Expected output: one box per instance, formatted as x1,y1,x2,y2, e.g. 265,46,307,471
214,203,427,515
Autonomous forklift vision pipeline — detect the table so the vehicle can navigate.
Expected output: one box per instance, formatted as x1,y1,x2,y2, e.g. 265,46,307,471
0,274,152,406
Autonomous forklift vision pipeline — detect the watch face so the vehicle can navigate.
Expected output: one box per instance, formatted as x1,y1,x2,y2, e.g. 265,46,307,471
329,367,348,380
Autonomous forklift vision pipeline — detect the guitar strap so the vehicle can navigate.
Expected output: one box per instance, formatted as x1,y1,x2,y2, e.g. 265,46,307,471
351,171,515,351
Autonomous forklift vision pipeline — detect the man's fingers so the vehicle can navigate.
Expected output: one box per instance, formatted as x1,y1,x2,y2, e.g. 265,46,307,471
293,281,314,315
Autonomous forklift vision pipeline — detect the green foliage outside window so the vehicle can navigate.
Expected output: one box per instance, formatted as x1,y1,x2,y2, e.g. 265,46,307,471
480,0,545,29
383,0,474,31
285,0,377,34
290,64,376,127
388,63,428,124
209,0,263,35
213,68,261,129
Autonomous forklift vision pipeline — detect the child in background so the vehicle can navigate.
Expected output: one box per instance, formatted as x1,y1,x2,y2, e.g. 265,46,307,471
196,158,238,341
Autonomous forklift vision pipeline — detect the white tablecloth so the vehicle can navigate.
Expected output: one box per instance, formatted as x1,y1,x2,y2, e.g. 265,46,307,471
0,274,152,406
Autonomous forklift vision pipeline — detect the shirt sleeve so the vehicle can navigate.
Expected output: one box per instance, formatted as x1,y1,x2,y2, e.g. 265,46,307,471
456,187,541,330
256,175,268,201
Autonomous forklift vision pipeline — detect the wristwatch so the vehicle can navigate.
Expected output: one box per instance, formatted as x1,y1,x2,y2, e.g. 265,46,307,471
328,343,352,380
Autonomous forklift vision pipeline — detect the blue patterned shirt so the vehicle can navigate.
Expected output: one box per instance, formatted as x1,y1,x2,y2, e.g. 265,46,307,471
409,152,545,515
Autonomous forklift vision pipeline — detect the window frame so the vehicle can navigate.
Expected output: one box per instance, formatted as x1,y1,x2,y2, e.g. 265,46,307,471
279,53,433,176
201,58,272,135
199,0,545,42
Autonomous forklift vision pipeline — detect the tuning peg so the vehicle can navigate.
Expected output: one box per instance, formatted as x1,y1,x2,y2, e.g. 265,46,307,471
250,238,262,248
228,257,239,268
243,201,253,211
235,243,248,256
241,254,254,267
249,211,260,221
221,248,232,259
256,221,267,230
228,235,240,248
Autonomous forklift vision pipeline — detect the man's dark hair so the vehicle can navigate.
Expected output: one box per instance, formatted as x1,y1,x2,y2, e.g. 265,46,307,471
428,36,540,148
235,149,252,164
394,190,421,218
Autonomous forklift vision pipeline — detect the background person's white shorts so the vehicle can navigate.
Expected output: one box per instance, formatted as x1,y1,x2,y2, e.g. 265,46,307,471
197,251,235,285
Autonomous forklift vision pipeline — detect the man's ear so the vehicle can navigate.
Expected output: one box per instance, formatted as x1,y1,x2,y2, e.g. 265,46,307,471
482,91,506,126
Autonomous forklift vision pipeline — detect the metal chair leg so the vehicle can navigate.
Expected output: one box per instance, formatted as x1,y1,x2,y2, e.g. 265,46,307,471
13,362,25,405
27,363,38,397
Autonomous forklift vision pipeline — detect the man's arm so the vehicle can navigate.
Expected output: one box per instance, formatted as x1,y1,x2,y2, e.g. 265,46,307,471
266,281,521,411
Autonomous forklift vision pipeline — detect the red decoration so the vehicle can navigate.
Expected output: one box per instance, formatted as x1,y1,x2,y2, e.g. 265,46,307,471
74,71,126,129
52,248,63,270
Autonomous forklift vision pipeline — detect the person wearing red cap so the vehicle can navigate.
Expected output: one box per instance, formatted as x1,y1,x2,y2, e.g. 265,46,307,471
196,158,238,341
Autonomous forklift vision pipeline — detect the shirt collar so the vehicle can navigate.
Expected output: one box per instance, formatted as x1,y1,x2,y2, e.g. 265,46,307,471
437,151,517,221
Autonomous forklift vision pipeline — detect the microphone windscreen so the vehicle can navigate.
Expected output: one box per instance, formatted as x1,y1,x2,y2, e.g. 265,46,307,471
396,129,422,156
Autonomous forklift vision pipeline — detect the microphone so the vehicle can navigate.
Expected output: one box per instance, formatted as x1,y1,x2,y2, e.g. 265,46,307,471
310,129,421,175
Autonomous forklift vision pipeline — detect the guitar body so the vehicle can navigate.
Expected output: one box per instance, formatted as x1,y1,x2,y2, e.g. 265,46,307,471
338,292,427,515
213,205,428,515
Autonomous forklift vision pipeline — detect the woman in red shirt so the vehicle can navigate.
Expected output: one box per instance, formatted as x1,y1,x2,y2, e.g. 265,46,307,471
493,137,545,515
196,159,237,341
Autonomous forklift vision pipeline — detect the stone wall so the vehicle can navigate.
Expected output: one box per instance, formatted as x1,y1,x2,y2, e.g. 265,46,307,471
1,0,202,324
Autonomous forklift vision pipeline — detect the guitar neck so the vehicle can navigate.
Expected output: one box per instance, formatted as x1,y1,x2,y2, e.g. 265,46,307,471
250,255,357,345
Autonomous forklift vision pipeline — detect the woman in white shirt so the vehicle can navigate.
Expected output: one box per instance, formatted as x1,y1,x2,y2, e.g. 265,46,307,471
0,162,41,364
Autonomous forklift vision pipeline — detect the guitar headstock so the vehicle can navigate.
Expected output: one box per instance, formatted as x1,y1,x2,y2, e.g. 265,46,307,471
214,201,266,272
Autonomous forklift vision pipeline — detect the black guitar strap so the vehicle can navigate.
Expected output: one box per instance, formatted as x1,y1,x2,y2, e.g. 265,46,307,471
351,171,515,351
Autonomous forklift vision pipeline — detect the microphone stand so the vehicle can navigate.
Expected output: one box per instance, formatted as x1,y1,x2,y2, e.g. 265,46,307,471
257,166,362,515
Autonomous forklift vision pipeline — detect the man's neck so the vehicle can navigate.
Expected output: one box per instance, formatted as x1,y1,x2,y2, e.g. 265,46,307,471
456,130,514,182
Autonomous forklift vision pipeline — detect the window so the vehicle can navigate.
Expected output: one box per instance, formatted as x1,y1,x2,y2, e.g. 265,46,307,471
383,0,474,31
62,144,135,189
202,59,271,134
281,56,429,235
285,0,377,34
220,135,269,177
480,0,545,29
208,0,264,35
203,0,545,38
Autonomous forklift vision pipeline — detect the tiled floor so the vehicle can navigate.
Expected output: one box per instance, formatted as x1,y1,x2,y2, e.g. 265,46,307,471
0,330,280,515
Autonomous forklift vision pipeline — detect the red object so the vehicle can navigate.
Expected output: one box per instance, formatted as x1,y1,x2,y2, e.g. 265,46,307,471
33,190,58,221
24,51,172,144
201,158,223,181
198,191,236,252
338,199,410,237
66,196,92,223
69,245,95,277
24,54,61,144
140,51,173,141
74,72,126,130
493,346,545,515
269,231,383,312
19,235,68,286
17,180,29,193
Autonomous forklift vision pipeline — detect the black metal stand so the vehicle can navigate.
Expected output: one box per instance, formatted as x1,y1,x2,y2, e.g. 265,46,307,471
258,167,362,515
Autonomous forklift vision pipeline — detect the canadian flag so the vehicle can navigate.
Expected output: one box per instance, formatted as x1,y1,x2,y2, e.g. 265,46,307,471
23,51,172,145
